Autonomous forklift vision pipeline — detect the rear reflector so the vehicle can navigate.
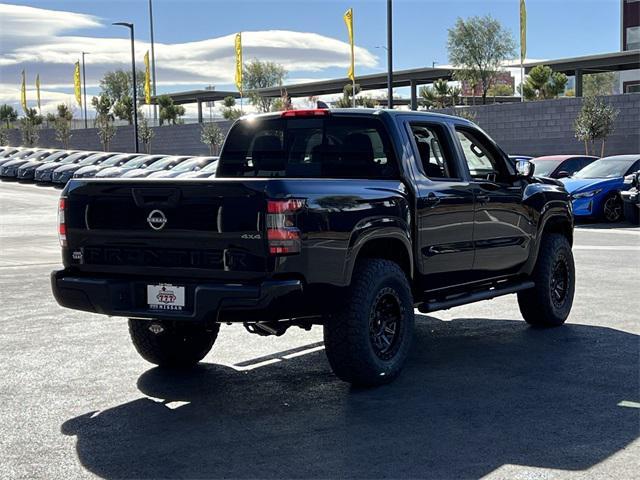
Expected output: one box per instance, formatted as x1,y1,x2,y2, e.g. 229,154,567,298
58,196,67,247
266,199,304,255
281,109,330,118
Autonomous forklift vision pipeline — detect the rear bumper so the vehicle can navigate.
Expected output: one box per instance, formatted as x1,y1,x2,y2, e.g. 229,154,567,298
51,270,303,322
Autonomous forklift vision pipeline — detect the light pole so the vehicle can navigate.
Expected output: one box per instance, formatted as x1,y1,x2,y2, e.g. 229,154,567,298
113,22,139,153
148,0,158,122
81,52,89,129
386,0,393,109
432,61,438,68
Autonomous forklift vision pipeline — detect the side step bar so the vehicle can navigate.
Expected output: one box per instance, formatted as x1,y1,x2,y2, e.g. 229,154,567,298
418,280,535,313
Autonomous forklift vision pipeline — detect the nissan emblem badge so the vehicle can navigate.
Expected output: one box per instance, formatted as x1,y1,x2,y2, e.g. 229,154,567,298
147,209,167,231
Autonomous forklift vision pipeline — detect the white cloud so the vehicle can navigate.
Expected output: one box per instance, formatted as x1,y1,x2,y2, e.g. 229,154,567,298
0,3,378,112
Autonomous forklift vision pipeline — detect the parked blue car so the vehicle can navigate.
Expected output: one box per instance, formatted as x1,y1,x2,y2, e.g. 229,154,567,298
561,155,640,222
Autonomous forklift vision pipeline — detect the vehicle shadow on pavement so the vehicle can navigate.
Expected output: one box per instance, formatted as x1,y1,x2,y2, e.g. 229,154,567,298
61,316,639,479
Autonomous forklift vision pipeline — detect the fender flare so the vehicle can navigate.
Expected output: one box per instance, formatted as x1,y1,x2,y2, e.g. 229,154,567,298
342,219,413,286
523,208,573,275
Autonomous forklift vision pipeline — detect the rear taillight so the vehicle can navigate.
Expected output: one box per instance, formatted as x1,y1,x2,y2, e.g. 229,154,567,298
266,199,304,255
58,196,67,247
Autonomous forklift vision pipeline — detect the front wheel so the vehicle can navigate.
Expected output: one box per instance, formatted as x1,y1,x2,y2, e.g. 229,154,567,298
518,234,575,327
323,259,414,386
128,319,219,367
602,193,623,222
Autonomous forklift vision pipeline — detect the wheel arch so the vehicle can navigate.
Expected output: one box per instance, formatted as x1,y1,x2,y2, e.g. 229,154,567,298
523,212,574,275
345,231,413,285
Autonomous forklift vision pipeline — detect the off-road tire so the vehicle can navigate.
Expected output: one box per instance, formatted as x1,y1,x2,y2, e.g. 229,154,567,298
518,233,575,327
128,319,219,367
323,259,414,386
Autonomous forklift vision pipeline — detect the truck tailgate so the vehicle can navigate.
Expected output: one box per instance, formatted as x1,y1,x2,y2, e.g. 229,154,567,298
64,179,270,280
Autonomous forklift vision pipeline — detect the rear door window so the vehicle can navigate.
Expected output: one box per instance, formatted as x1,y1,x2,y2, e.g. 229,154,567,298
218,116,398,179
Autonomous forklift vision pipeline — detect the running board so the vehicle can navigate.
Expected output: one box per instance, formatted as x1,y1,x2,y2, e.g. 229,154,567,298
418,280,535,313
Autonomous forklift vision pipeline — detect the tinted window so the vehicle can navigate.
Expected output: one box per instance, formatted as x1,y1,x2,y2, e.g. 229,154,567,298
218,116,398,179
532,159,563,177
410,124,459,179
456,128,510,182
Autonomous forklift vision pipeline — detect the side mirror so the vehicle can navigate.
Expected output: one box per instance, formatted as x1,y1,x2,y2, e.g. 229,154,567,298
515,159,534,178
557,170,570,178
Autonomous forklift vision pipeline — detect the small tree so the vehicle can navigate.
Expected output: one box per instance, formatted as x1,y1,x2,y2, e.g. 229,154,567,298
92,95,116,151
200,122,224,155
99,69,145,105
0,127,9,146
138,118,155,153
583,72,616,97
0,104,18,128
113,95,135,124
420,79,461,108
51,103,73,148
20,108,43,147
335,83,361,108
157,95,185,125
522,65,568,100
487,84,514,97
574,96,619,157
447,15,516,104
221,96,243,120
243,59,287,113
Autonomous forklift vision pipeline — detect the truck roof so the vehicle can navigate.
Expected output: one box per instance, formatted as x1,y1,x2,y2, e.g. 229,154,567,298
236,108,474,126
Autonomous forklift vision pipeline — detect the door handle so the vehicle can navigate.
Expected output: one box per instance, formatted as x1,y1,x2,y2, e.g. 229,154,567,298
424,193,441,207
476,194,490,203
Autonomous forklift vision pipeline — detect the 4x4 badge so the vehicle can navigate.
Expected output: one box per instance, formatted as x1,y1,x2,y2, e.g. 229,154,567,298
147,209,167,231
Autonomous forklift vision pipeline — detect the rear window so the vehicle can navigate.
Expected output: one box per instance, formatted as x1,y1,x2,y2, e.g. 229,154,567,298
218,116,398,179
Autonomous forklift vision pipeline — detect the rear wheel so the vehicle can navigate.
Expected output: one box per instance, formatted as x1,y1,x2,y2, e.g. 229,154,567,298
518,234,575,327
602,193,623,222
128,319,219,367
323,259,414,386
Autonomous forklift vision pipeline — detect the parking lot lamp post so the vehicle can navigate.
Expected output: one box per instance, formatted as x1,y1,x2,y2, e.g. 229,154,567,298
387,0,393,109
113,22,139,153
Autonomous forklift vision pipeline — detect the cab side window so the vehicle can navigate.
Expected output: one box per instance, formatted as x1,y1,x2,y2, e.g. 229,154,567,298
410,124,459,179
456,128,510,182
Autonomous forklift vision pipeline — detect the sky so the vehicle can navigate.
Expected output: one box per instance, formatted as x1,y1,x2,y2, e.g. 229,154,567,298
0,0,623,116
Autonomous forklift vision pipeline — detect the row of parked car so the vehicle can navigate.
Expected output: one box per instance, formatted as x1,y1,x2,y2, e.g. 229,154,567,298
509,154,640,224
1,146,638,224
0,147,219,185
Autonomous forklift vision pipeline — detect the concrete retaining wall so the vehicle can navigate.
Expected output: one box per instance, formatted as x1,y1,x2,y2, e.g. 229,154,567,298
4,94,639,157
434,93,640,157
4,121,233,156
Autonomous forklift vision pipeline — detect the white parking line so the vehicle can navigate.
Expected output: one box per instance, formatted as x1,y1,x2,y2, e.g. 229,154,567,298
575,228,640,236
617,400,640,409
573,245,640,251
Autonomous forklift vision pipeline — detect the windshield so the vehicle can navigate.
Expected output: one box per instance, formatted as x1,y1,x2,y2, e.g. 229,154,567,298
147,157,182,171
573,159,637,179
201,160,219,172
122,155,162,169
58,152,91,164
78,154,108,166
532,159,563,176
45,151,72,162
99,154,135,167
218,116,398,179
170,158,201,172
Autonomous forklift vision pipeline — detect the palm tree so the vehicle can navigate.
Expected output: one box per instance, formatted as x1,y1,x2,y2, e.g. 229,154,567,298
0,104,18,128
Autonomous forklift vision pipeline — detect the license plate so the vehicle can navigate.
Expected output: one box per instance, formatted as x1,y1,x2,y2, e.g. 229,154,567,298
147,283,185,311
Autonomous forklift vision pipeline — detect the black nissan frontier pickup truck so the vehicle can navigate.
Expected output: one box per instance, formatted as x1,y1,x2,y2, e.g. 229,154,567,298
52,109,575,386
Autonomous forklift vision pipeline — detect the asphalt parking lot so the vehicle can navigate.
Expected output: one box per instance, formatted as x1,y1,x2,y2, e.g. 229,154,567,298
1,181,639,479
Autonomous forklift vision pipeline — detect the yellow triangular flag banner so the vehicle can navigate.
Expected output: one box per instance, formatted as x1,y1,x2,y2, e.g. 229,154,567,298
343,8,355,82
520,0,527,62
144,50,152,104
20,70,27,113
235,33,243,94
74,61,82,107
